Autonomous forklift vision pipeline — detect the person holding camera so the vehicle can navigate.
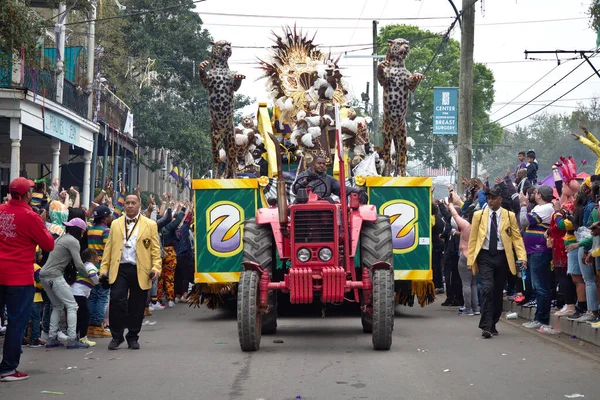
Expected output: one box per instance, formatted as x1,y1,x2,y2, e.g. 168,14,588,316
99,194,162,351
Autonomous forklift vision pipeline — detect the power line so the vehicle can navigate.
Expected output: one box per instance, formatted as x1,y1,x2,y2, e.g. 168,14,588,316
491,59,588,124
200,16,587,30
196,11,453,21
500,71,597,129
494,97,598,105
490,63,562,116
232,43,372,49
346,0,370,50
480,16,586,26
63,0,208,26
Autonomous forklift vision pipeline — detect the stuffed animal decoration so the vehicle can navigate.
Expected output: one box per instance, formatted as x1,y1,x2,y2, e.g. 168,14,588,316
377,38,425,176
290,110,333,164
199,40,245,178
234,115,264,174
259,26,347,164
340,108,370,166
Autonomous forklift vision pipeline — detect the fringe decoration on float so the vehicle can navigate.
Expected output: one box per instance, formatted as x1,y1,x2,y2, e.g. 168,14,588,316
394,280,436,307
186,283,235,310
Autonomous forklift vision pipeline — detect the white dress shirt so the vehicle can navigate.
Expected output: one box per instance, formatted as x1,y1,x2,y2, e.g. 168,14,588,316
121,213,140,265
482,208,504,251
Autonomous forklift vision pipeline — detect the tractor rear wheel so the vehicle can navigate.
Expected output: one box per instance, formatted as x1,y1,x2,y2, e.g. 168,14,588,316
237,270,262,351
242,218,277,335
360,216,393,336
372,269,394,350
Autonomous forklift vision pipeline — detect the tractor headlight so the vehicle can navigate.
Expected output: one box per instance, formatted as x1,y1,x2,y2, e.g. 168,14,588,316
318,247,333,262
297,248,311,262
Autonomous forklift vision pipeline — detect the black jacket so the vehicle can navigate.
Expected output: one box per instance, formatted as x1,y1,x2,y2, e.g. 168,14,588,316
294,168,366,203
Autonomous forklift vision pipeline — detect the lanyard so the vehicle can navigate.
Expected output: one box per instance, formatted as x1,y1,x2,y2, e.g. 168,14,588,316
124,217,140,244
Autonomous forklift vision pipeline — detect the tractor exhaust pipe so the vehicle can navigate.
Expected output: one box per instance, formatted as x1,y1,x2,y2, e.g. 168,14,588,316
267,132,288,225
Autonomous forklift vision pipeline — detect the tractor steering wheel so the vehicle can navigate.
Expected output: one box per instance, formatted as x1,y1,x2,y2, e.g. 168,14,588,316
292,174,328,200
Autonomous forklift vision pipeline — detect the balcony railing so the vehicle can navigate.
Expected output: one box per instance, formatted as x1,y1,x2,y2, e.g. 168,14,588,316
23,67,57,103
1,63,90,119
63,78,89,119
95,84,128,131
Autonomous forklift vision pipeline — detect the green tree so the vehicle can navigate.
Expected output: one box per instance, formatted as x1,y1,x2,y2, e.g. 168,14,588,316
377,25,502,169
95,0,251,175
0,1,45,70
480,106,599,181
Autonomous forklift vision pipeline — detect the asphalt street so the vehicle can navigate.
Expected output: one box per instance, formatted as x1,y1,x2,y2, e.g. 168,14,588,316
1,298,599,400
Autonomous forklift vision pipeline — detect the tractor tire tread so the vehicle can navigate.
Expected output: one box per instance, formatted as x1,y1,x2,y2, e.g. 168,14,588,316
372,269,394,350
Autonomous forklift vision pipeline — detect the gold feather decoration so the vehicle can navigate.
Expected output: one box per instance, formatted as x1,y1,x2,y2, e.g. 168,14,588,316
258,25,347,128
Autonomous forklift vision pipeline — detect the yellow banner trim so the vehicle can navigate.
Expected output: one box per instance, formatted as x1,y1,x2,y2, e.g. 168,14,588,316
195,272,241,283
366,176,432,187
192,179,258,190
394,270,433,281
194,270,430,283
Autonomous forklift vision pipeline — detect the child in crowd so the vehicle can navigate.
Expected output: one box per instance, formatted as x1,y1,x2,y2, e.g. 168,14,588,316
526,150,538,185
514,151,527,180
71,249,100,347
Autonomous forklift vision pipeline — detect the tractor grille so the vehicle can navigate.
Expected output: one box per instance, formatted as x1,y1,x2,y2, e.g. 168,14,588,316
293,210,335,243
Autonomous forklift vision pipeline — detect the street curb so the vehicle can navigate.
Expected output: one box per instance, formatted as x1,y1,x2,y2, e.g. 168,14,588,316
503,298,600,346
500,316,600,364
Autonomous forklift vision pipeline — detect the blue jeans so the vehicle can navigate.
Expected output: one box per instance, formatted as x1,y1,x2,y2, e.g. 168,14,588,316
24,302,42,342
88,285,110,326
528,252,552,325
42,301,52,333
0,285,34,375
580,254,599,311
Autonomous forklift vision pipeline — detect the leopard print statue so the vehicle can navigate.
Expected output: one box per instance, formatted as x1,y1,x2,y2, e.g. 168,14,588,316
377,38,425,176
199,41,245,178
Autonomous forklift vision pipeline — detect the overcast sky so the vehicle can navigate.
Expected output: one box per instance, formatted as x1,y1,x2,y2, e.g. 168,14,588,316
194,0,598,130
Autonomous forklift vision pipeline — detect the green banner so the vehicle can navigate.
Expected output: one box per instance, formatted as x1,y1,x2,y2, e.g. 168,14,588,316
194,186,257,277
368,186,431,272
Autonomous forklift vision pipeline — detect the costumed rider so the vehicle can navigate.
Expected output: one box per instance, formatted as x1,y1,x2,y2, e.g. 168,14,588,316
293,155,368,204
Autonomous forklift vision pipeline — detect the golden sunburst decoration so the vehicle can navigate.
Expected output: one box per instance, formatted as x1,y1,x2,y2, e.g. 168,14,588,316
258,25,347,128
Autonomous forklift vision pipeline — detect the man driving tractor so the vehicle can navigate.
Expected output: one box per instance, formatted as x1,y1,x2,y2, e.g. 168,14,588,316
293,155,368,204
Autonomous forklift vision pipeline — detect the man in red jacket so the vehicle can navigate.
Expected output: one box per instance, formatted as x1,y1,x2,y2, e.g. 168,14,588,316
0,177,54,382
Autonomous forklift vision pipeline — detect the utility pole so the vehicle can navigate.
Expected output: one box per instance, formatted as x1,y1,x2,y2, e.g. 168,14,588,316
457,0,475,192
56,2,67,104
372,20,380,146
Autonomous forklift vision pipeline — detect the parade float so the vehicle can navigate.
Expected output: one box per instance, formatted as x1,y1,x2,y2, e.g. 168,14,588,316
188,28,435,333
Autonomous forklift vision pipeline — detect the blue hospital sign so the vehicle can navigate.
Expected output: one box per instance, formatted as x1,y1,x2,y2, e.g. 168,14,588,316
433,87,458,135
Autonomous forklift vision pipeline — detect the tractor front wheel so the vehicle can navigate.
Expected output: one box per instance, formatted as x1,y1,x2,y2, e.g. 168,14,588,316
237,270,262,351
372,269,394,350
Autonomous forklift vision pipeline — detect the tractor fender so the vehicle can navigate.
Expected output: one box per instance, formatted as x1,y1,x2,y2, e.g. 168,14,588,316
255,207,285,258
350,205,379,257
358,204,378,221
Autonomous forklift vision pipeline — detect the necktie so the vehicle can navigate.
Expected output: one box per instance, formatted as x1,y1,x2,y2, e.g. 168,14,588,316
489,211,498,255
127,217,138,225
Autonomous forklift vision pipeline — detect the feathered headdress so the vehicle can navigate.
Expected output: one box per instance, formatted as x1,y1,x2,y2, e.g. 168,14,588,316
258,25,347,127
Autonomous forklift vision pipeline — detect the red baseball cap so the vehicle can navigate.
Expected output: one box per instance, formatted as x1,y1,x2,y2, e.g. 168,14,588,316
9,177,35,195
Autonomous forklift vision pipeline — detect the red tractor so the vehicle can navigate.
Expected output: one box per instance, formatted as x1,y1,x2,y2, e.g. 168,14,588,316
237,132,395,351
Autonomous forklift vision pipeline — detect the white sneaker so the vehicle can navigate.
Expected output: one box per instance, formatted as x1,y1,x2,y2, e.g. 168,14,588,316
41,331,49,341
523,320,543,329
575,311,596,323
167,301,175,308
150,302,165,311
57,331,68,342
